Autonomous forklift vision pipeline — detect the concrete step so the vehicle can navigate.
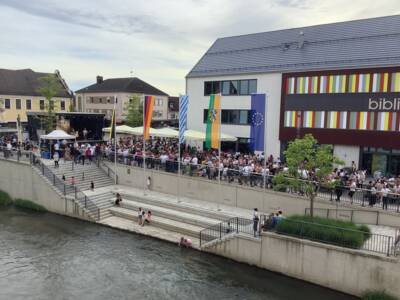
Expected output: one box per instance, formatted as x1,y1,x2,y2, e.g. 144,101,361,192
109,207,202,238
100,216,200,248
119,192,235,222
117,199,221,228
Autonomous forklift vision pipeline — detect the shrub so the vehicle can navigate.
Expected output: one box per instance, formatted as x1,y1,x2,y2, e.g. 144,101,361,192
272,173,289,192
14,199,47,212
276,215,371,249
0,190,13,206
362,291,398,300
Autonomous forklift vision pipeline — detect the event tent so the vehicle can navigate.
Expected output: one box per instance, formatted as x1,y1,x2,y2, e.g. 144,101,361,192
184,129,237,142
40,130,76,140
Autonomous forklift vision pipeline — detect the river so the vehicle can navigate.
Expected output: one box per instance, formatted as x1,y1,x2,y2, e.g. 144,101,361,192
0,207,358,300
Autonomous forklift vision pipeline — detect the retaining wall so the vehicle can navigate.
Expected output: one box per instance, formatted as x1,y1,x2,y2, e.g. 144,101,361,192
206,233,400,297
106,162,400,227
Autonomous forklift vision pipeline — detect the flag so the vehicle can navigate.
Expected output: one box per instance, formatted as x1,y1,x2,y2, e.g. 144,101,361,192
109,108,116,140
249,94,266,151
179,95,189,144
205,94,221,149
143,95,155,140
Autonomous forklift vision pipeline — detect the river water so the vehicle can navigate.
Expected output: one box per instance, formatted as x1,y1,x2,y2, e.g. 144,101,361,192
0,208,358,300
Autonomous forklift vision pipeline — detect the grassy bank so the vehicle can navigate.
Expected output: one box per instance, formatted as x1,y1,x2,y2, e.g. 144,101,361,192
362,291,399,300
0,190,47,212
0,191,13,206
14,198,47,212
276,215,371,249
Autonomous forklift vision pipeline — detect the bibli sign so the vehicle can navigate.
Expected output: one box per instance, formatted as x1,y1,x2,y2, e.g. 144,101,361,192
285,92,400,112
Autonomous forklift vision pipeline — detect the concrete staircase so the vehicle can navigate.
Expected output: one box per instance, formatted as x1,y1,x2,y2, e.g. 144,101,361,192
49,161,114,192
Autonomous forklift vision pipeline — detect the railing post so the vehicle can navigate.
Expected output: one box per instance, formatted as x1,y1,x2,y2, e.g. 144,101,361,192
236,217,239,234
82,172,84,181
85,196,87,208
98,208,100,221
53,174,56,185
397,199,399,213
72,161,74,171
75,186,77,199
387,237,392,257
41,163,44,175
63,184,66,195
199,232,202,248
219,222,222,239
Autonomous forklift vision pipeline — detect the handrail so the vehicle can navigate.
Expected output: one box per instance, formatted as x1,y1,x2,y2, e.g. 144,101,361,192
199,217,255,247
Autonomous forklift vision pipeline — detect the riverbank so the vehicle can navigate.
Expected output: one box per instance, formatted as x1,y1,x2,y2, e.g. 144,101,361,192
0,207,358,300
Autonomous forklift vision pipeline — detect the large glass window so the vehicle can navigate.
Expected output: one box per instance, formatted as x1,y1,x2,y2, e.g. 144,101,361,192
40,100,45,110
204,109,250,125
229,81,238,95
61,101,65,110
204,81,220,95
16,99,21,110
249,79,257,94
239,80,249,95
222,81,230,95
26,99,31,110
4,99,10,109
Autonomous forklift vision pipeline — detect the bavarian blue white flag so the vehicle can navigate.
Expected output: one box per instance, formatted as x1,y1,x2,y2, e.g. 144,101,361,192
249,94,266,151
179,95,189,144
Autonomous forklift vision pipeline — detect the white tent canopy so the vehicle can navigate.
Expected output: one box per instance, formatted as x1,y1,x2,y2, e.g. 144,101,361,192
102,126,237,141
40,130,75,140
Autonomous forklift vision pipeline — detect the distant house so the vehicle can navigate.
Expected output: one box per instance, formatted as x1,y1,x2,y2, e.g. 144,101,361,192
75,76,169,123
0,68,73,128
167,96,179,126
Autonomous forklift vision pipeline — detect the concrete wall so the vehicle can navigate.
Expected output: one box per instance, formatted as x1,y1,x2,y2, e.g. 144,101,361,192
207,233,400,297
0,159,88,220
106,162,400,227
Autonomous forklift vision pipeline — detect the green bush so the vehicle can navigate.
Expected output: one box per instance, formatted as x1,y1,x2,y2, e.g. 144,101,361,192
276,215,371,249
14,199,47,212
272,173,289,192
0,190,13,206
362,291,398,300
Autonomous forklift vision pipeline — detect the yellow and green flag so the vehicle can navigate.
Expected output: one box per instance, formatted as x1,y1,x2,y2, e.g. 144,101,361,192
205,94,220,149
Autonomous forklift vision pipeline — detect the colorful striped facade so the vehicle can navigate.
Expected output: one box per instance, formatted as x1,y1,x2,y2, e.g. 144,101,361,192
286,72,400,94
284,111,400,132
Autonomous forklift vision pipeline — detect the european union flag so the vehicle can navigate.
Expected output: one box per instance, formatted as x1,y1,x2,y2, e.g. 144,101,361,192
249,94,266,152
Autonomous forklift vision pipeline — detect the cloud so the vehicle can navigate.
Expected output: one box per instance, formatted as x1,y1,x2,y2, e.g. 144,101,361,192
0,0,398,96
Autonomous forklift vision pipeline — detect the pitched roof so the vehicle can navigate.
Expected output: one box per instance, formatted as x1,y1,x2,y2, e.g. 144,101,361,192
187,15,400,78
0,68,72,97
75,77,169,96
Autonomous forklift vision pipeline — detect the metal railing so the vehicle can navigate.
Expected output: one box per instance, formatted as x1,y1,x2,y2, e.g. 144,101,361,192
199,217,255,247
0,147,33,164
100,152,400,213
271,218,395,256
30,153,101,221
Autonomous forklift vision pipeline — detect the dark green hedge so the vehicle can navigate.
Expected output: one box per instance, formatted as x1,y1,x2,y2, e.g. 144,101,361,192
14,199,47,212
276,215,371,249
0,191,13,206
362,291,398,300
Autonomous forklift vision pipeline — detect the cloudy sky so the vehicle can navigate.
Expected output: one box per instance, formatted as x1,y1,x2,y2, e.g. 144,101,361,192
0,0,398,95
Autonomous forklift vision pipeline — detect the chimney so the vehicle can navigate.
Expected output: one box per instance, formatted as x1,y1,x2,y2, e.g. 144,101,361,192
298,31,305,49
96,76,103,84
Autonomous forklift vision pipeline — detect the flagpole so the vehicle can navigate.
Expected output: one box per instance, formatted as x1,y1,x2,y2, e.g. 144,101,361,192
143,96,146,195
263,94,267,189
177,95,181,202
218,94,221,204
114,95,117,185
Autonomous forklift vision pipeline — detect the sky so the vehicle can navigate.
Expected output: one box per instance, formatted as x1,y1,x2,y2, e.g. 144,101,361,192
0,0,399,96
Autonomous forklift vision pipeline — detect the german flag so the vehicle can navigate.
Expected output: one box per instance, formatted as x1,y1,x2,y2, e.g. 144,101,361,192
143,95,155,140
109,108,116,140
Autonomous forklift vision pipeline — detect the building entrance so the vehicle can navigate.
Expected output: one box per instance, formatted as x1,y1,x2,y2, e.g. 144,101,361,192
361,147,400,177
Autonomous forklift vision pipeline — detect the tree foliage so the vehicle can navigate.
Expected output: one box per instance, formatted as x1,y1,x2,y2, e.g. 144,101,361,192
37,74,62,133
125,94,143,127
284,134,344,217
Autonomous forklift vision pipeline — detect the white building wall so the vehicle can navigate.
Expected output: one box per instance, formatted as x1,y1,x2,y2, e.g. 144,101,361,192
186,73,282,157
333,145,360,168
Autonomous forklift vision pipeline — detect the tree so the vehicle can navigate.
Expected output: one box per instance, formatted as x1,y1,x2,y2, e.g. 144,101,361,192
125,94,143,127
37,74,63,133
284,134,343,217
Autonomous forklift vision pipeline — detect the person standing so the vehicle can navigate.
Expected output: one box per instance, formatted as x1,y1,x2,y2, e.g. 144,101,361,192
138,207,143,225
90,181,94,191
53,151,59,168
253,208,259,237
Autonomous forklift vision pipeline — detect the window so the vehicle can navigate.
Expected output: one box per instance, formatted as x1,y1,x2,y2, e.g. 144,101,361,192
61,101,65,110
204,81,221,95
229,81,238,95
239,80,249,95
26,99,31,110
204,109,250,125
222,81,230,95
16,99,21,109
4,99,10,109
40,100,45,110
249,79,257,94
